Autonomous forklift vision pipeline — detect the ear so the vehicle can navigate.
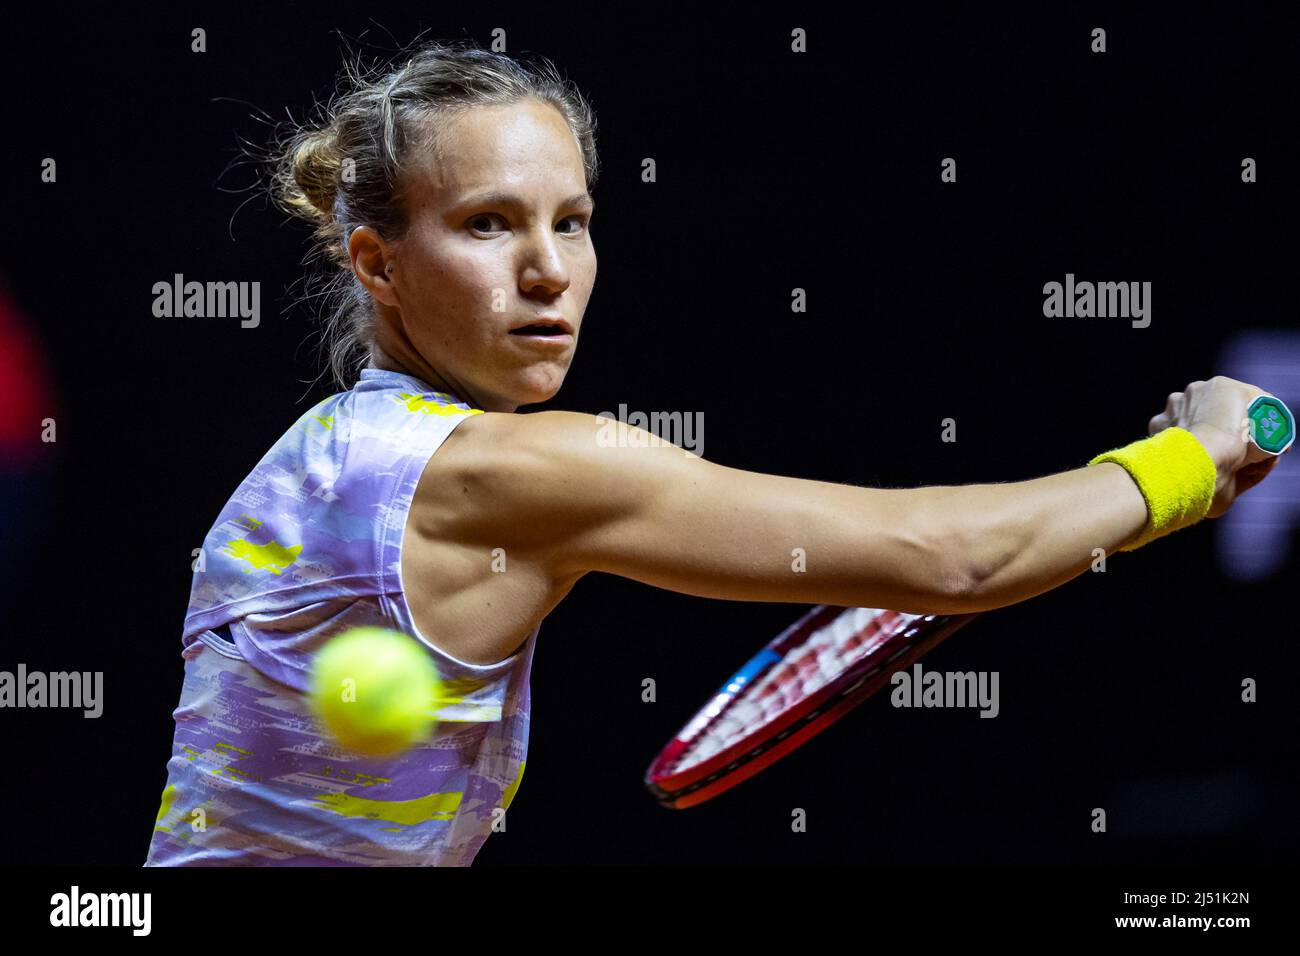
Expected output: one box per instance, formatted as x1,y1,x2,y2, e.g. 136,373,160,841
348,225,399,307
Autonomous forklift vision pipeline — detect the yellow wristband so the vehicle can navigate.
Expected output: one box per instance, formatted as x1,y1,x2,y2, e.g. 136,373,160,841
1088,427,1217,551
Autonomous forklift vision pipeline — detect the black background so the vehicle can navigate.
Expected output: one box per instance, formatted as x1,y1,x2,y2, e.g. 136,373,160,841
2,4,1295,868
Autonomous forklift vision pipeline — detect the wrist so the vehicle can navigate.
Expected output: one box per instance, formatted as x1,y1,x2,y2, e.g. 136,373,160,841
1087,427,1217,551
1186,424,1234,494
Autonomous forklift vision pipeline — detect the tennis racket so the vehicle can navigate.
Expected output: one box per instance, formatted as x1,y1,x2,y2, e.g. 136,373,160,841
644,605,980,809
645,395,1294,809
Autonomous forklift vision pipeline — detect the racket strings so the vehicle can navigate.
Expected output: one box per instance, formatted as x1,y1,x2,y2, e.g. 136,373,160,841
674,607,920,771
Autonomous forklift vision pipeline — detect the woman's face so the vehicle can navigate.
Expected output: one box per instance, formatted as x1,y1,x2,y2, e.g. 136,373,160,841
359,97,597,412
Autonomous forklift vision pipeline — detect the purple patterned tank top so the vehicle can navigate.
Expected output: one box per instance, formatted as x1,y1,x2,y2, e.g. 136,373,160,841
144,367,536,866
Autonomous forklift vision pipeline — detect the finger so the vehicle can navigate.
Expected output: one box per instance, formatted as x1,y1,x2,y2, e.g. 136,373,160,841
1244,441,1276,466
1149,411,1171,435
1234,456,1279,496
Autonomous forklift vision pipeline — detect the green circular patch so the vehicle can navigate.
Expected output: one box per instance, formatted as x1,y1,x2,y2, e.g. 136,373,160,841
1247,395,1295,454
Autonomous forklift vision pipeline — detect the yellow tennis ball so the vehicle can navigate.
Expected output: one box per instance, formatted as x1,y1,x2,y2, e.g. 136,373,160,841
308,627,441,757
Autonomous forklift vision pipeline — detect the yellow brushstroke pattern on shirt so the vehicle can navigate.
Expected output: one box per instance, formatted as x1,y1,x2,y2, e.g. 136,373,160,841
222,538,302,575
154,783,178,828
394,392,483,417
433,703,502,722
310,788,464,826
435,675,490,706
502,760,526,810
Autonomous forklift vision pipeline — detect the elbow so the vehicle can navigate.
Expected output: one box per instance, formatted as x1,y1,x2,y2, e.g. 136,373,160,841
924,523,999,614
889,523,979,615
930,522,1027,614
904,485,1036,615
932,553,983,613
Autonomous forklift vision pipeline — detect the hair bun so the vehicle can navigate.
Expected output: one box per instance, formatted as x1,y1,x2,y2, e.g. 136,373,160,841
290,129,342,220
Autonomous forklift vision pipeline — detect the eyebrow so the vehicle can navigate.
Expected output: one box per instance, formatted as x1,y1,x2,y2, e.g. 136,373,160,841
455,190,594,211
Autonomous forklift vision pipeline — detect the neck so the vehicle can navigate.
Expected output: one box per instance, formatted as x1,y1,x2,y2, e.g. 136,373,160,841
367,339,517,413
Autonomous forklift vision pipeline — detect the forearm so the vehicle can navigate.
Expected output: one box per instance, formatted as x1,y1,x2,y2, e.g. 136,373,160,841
925,461,1149,611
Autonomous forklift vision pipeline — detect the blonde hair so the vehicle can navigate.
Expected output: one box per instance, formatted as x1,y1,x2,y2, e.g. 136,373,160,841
264,38,600,389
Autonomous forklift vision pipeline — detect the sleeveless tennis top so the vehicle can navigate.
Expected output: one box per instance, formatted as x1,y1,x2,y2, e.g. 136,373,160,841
144,367,537,866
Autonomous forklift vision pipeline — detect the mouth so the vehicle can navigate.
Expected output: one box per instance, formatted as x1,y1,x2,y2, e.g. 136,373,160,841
509,316,573,338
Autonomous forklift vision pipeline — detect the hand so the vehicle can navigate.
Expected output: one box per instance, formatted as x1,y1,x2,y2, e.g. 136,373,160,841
1148,376,1284,519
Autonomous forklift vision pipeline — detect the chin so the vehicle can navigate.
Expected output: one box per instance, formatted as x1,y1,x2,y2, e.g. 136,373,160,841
508,369,566,407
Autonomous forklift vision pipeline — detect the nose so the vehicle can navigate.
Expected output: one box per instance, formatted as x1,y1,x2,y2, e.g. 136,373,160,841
519,228,570,296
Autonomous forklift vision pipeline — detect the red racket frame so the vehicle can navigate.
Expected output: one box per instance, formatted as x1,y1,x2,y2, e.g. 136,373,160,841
645,606,979,808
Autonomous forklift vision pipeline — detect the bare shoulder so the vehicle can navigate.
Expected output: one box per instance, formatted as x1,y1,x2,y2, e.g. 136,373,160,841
410,407,706,570
414,409,607,536
398,410,606,665
433,407,644,467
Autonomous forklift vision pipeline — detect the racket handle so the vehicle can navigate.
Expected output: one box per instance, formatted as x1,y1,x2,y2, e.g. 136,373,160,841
1247,395,1295,455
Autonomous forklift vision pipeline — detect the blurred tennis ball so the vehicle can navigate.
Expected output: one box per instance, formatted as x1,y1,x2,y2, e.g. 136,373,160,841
308,627,442,757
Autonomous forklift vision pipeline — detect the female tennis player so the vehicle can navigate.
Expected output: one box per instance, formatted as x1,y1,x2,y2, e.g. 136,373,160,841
144,40,1283,866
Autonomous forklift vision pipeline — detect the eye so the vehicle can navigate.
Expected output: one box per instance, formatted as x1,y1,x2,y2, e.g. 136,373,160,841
468,213,506,235
467,212,590,236
557,214,590,235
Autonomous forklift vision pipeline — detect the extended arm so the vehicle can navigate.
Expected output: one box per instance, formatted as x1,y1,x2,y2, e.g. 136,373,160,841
554,432,1154,613
426,377,1276,616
